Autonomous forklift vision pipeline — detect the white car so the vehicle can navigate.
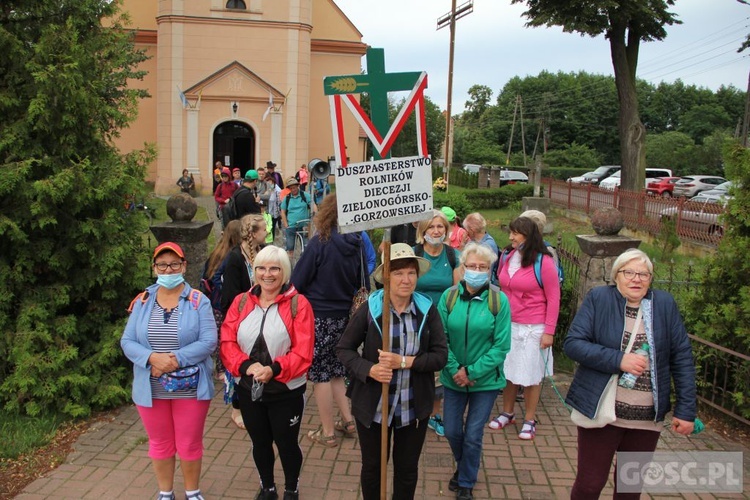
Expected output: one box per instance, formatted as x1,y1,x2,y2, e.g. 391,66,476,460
659,195,726,237
599,168,673,191
672,175,727,198
463,164,482,174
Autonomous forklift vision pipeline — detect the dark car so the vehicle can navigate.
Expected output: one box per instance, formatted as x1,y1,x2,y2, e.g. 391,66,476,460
646,176,682,198
579,165,620,185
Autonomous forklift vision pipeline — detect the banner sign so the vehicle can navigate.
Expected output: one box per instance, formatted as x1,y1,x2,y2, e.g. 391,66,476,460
336,155,433,233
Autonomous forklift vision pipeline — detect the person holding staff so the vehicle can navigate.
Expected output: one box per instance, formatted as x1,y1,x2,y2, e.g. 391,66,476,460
336,243,448,500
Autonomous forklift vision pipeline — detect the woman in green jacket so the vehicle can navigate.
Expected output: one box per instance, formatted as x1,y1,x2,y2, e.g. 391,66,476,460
438,242,511,500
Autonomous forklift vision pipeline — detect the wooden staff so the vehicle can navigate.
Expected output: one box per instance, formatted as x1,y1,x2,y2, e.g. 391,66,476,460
380,230,392,500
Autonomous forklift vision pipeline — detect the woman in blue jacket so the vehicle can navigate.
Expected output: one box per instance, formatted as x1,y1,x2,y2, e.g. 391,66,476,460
121,242,217,500
564,248,696,499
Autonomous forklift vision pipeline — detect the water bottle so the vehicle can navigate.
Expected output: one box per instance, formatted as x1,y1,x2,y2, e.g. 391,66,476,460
619,343,650,389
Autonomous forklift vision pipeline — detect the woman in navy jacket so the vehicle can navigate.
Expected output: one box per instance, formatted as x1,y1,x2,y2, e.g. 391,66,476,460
564,248,696,499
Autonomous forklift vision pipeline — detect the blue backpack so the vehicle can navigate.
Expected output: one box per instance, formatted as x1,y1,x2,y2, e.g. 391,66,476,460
499,243,563,289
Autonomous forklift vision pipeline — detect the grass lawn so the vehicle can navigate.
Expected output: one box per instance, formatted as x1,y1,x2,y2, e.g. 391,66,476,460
0,413,64,459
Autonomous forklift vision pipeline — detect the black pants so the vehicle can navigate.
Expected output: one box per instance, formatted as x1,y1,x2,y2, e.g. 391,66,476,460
237,387,305,492
356,418,428,500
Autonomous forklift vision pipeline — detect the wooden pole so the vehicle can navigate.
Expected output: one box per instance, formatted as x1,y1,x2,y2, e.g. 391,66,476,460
443,0,457,188
379,230,392,500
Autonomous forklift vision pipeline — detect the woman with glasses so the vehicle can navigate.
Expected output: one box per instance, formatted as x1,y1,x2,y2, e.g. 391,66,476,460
412,209,462,436
291,194,364,447
438,242,511,500
565,248,696,499
489,216,560,440
121,242,217,500
220,246,315,500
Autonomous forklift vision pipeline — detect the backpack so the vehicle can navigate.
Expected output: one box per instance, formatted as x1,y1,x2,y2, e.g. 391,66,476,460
238,291,298,318
128,288,201,313
221,188,245,226
199,261,223,310
445,283,502,315
281,190,309,213
498,243,563,289
414,243,457,269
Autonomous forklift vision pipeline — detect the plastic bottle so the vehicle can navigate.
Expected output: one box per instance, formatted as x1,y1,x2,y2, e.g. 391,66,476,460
619,343,650,389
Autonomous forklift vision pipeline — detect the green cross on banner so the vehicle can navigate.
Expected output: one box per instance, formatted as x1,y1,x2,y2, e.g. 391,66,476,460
324,48,422,160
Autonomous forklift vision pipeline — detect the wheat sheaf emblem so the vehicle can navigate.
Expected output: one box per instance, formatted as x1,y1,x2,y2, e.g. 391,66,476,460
329,77,369,93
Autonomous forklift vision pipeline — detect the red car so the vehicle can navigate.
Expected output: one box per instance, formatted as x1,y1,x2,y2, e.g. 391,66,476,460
646,176,682,198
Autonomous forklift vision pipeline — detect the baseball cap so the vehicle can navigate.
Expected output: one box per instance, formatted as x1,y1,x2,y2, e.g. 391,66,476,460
441,206,457,222
244,170,259,181
153,242,185,261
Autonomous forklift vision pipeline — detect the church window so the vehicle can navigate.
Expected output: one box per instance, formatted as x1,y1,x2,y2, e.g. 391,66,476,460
226,0,246,9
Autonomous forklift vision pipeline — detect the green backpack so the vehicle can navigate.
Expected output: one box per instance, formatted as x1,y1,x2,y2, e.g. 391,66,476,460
444,283,502,315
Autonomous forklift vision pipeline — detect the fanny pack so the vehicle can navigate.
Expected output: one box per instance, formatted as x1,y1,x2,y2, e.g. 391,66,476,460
159,366,200,392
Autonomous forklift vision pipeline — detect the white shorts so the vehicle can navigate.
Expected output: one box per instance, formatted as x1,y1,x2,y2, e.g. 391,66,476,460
503,322,553,387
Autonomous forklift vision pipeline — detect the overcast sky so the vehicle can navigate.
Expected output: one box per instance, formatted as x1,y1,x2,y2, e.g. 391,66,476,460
333,0,750,112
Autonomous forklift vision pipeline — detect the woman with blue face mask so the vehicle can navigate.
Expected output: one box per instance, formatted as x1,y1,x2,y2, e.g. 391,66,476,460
121,242,217,500
437,242,511,500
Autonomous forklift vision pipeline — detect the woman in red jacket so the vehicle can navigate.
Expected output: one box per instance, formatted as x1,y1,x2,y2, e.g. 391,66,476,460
214,167,237,219
220,245,314,500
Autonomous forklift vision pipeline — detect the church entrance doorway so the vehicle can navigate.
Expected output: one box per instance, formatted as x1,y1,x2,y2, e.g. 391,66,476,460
213,121,255,177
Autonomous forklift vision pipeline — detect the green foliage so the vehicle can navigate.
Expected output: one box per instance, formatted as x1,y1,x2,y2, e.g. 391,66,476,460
544,167,591,180
684,141,750,419
390,95,445,159
461,184,534,210
432,191,472,219
542,142,602,169
0,1,155,417
655,217,681,260
0,412,65,459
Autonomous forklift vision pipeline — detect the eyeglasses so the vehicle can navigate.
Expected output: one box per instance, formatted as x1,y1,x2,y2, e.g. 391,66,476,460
464,264,489,272
154,262,184,272
618,270,652,281
255,266,282,275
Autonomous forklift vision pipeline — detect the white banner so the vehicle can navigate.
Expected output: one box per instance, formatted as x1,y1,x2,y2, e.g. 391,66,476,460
336,155,434,233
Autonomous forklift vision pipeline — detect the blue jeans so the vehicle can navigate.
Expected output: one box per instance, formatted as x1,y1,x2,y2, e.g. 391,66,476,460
443,387,500,489
284,221,307,252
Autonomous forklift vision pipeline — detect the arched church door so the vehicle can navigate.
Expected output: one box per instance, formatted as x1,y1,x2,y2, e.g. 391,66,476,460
213,121,255,176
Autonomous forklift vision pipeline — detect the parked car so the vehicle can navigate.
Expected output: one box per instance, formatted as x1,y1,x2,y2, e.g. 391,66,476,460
659,195,726,237
599,168,673,191
463,164,482,174
698,181,735,202
567,171,595,184
499,169,528,186
672,175,727,198
646,176,682,198
577,165,621,185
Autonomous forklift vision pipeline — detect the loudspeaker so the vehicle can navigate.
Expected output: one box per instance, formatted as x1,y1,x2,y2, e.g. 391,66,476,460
309,158,331,180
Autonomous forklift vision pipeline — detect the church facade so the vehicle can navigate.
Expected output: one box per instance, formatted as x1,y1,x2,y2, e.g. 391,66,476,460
116,0,367,195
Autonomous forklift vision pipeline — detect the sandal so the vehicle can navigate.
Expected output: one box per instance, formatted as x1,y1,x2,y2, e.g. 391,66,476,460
334,419,356,437
231,410,246,430
488,412,515,430
307,426,338,447
519,419,536,440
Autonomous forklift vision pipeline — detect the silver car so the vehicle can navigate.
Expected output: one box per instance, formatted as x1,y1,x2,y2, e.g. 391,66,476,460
672,175,727,198
659,195,726,237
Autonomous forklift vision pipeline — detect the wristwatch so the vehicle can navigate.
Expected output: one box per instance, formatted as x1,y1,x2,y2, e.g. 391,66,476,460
400,356,406,369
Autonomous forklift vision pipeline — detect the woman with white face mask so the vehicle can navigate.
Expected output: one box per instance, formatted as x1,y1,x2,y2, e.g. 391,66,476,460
412,209,462,437
121,242,217,500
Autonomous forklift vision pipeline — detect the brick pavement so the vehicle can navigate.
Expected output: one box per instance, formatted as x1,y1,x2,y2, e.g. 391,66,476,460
17,374,750,499
17,198,749,499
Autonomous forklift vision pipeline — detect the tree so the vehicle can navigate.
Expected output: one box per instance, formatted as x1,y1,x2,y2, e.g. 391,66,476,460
0,1,154,416
511,0,679,192
390,95,446,160
542,142,602,169
464,85,493,123
645,131,694,175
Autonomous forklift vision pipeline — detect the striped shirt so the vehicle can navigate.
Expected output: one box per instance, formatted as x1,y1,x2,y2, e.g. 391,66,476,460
148,303,197,399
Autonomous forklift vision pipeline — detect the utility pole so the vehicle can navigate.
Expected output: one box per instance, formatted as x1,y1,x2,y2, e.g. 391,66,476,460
437,0,473,186
742,69,750,147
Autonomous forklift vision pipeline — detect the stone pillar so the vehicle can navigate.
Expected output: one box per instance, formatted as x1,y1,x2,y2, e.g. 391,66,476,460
576,207,641,306
149,194,214,288
488,167,501,188
521,197,550,214
478,166,490,189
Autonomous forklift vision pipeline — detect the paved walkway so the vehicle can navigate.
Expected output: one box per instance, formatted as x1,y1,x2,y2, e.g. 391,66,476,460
16,374,750,499
17,198,748,499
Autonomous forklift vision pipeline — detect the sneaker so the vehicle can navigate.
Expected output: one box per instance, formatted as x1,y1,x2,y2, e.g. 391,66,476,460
255,487,279,500
428,414,445,437
488,412,515,430
156,494,175,500
283,491,299,500
456,486,474,500
185,492,204,500
448,470,459,492
519,419,536,440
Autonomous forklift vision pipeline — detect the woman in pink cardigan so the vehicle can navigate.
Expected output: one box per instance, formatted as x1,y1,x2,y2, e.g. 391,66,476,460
489,216,560,439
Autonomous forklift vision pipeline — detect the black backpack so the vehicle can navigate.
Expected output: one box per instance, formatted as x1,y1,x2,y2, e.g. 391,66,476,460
221,187,247,227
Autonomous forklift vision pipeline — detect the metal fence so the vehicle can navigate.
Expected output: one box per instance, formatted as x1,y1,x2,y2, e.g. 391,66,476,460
545,178,726,246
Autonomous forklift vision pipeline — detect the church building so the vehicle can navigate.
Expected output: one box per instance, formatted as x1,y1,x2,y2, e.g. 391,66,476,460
116,0,367,195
